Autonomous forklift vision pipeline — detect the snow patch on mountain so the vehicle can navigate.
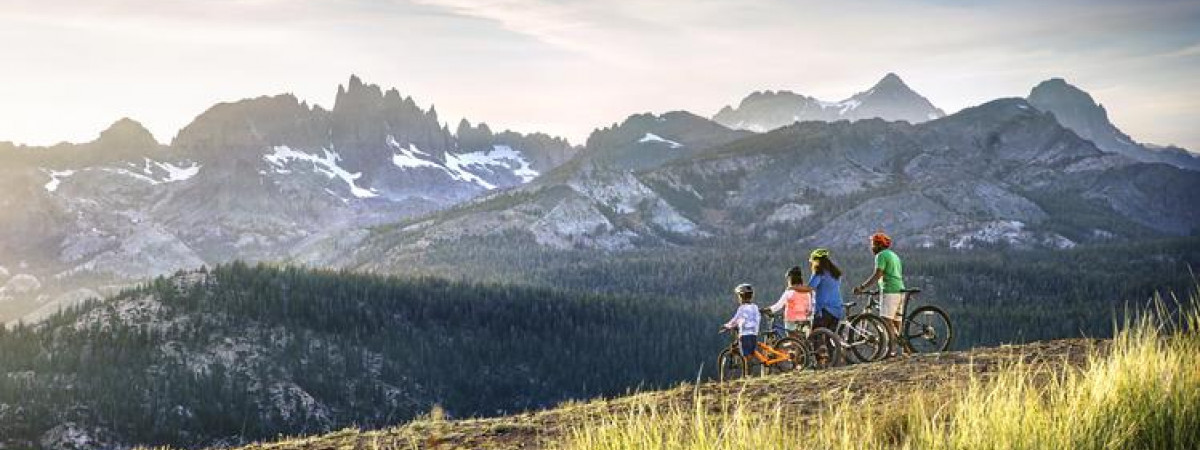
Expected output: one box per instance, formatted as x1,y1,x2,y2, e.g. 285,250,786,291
442,152,498,190
451,145,540,184
155,160,201,182
91,159,202,186
639,133,683,149
388,136,441,170
818,99,862,116
43,169,77,192
265,146,378,198
389,136,539,190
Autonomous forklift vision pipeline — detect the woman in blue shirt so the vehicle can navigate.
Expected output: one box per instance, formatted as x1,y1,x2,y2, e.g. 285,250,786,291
807,248,845,331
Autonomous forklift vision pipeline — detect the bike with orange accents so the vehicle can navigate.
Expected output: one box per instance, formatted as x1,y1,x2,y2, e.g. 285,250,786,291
717,316,807,381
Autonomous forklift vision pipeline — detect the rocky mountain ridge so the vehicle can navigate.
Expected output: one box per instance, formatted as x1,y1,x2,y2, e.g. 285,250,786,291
328,96,1199,273
0,76,577,323
1026,78,1200,171
713,73,946,132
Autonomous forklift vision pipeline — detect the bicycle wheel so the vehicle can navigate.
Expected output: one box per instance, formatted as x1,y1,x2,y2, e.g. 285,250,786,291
771,337,807,373
718,348,748,382
806,328,842,370
848,314,891,363
905,306,953,353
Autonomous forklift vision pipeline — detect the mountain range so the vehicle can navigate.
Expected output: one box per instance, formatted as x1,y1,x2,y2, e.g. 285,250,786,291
1,74,1198,324
713,73,946,131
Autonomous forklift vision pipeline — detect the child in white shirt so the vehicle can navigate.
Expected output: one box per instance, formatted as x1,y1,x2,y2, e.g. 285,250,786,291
722,283,759,357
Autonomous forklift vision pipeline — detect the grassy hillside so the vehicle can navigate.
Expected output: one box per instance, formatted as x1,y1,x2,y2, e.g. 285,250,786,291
192,292,1197,450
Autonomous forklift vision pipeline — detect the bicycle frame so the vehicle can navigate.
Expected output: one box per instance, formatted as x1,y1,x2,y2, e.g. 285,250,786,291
752,342,792,366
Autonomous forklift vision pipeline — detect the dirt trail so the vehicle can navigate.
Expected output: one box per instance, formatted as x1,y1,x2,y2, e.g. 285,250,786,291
230,339,1101,450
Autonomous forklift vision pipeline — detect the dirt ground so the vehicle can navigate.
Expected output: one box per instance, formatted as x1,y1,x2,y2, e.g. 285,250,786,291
228,338,1102,450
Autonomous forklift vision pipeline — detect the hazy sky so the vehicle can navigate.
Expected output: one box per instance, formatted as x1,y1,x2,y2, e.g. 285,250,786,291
2,0,1198,150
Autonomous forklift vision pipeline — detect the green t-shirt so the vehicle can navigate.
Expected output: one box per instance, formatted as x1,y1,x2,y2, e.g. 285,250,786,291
874,249,905,294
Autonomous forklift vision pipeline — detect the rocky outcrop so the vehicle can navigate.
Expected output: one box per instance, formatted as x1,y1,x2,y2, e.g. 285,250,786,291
1027,78,1200,171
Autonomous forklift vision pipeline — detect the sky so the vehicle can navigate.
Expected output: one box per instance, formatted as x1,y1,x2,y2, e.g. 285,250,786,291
1,0,1198,150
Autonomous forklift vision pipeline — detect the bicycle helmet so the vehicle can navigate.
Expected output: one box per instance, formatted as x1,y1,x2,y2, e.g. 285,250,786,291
871,232,892,248
809,248,830,260
733,283,754,295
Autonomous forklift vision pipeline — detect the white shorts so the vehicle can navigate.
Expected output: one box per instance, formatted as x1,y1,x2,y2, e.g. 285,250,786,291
880,293,905,321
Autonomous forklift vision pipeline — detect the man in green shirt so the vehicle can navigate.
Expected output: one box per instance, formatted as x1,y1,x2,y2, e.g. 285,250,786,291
853,232,905,356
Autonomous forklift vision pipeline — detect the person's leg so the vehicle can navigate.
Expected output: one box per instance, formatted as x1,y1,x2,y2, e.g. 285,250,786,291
881,294,905,357
739,334,757,357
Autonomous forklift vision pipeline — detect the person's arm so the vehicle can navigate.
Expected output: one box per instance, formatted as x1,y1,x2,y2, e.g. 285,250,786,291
808,274,822,289
725,306,748,329
855,254,886,293
724,310,740,329
768,292,789,313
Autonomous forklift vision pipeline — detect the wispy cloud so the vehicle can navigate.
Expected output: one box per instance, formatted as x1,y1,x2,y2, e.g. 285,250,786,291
0,0,1198,149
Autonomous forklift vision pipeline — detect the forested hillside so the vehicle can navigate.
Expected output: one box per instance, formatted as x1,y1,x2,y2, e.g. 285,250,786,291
2,239,1196,448
352,236,1200,346
0,264,721,449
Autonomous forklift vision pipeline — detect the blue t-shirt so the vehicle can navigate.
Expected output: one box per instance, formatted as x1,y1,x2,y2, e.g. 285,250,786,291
808,272,844,320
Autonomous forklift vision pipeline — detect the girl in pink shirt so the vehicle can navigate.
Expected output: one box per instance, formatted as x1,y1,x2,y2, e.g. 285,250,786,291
767,266,814,339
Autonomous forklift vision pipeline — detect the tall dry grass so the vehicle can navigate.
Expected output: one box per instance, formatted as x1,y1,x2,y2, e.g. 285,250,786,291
562,294,1200,450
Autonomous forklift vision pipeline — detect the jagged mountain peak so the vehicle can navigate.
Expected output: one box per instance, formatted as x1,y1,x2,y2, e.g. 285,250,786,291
1027,78,1200,171
847,73,943,115
714,73,944,132
870,72,908,91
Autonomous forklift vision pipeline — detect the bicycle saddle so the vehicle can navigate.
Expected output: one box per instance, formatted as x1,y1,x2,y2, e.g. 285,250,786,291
901,288,922,294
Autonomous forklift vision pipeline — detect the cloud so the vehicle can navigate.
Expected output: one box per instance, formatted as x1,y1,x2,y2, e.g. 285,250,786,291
0,0,1197,149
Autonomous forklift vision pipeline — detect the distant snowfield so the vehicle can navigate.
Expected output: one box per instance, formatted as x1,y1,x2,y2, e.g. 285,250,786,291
43,169,76,192
42,159,200,192
388,135,442,170
450,145,540,184
818,99,862,116
266,146,378,198
388,135,539,190
639,133,683,149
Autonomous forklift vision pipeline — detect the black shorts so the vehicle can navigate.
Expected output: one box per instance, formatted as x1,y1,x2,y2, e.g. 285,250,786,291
738,334,757,357
813,313,839,331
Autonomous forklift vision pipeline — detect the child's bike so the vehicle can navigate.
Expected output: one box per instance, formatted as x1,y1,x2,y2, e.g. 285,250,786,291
717,324,807,382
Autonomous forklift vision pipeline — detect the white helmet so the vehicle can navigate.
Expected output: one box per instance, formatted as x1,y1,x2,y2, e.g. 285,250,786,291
733,283,754,295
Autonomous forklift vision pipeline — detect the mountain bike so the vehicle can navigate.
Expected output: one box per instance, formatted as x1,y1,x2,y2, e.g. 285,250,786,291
762,309,878,370
717,321,806,381
833,302,894,364
799,309,890,367
856,288,953,354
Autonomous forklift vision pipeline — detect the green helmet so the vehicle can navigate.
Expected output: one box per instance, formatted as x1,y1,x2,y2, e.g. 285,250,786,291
809,248,831,260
